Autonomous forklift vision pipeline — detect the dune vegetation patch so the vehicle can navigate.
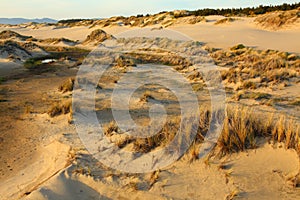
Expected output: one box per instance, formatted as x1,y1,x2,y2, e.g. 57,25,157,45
100,105,300,159
82,29,115,45
47,99,72,117
255,8,300,30
210,44,300,90
58,78,75,93
0,30,33,41
214,17,240,25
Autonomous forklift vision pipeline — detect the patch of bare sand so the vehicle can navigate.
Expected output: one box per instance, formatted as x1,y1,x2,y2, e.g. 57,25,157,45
224,142,300,199
169,16,300,53
24,158,235,200
18,141,300,200
0,140,70,200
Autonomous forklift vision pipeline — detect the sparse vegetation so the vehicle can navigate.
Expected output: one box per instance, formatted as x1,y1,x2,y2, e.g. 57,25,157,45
255,8,300,30
213,44,300,89
101,105,300,158
54,3,300,29
214,17,238,25
0,77,6,85
23,58,42,69
58,78,75,93
47,99,72,117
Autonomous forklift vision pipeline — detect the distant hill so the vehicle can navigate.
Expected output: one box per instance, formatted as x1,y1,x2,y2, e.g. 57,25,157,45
0,18,57,25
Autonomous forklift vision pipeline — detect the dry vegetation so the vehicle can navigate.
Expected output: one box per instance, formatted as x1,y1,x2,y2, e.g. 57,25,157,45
210,44,299,90
58,78,75,93
82,29,115,45
47,99,72,117
214,17,239,25
102,105,300,158
255,8,300,30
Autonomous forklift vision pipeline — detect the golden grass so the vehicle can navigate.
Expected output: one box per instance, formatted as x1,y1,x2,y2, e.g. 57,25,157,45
102,105,300,158
47,99,72,117
216,106,300,156
214,17,239,25
58,78,75,93
213,45,300,89
254,8,300,30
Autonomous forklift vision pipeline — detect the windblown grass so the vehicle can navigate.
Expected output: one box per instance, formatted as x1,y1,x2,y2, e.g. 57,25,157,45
58,78,75,93
212,44,300,89
103,105,300,158
47,99,72,117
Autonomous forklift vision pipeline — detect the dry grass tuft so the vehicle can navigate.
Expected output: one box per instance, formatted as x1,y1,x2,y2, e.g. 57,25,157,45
214,45,300,89
104,121,119,136
255,8,300,30
215,17,239,25
140,91,155,102
100,105,299,160
58,78,75,93
216,106,300,156
47,99,72,117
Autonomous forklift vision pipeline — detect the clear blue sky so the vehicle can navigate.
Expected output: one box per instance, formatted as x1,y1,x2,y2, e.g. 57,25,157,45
1,0,298,19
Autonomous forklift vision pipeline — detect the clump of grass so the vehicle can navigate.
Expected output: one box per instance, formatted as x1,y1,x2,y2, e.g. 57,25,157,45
192,82,205,91
0,77,6,85
230,44,246,51
215,17,238,25
242,81,257,89
58,78,75,93
236,92,272,100
24,58,42,69
290,99,300,106
225,189,239,200
216,106,300,156
104,121,119,136
133,118,179,153
140,91,155,102
213,45,299,88
149,170,160,188
47,100,72,117
115,55,136,68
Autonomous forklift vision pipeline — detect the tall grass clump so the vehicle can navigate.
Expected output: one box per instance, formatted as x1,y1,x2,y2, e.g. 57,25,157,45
215,106,300,156
98,105,300,159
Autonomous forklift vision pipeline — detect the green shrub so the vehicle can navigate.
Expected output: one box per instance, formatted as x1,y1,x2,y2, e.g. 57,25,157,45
24,58,42,69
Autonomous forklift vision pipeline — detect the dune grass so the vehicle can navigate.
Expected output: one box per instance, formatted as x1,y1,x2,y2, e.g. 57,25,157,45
212,44,299,90
47,99,72,117
103,105,300,158
58,78,75,93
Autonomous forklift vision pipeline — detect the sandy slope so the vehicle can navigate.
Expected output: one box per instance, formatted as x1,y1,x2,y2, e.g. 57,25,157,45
14,143,300,200
169,16,300,53
0,59,24,77
0,16,299,53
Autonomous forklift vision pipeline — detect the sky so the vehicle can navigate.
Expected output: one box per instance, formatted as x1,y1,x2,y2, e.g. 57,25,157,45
1,0,299,19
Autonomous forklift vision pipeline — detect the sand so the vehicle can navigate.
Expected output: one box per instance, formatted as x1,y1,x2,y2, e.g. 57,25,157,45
0,14,300,200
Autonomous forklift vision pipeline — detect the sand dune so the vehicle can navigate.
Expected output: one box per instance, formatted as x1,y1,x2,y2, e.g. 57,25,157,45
0,8,300,200
0,15,299,53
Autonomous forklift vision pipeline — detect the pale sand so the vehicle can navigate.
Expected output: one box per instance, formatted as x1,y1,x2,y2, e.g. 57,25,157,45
3,142,297,200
